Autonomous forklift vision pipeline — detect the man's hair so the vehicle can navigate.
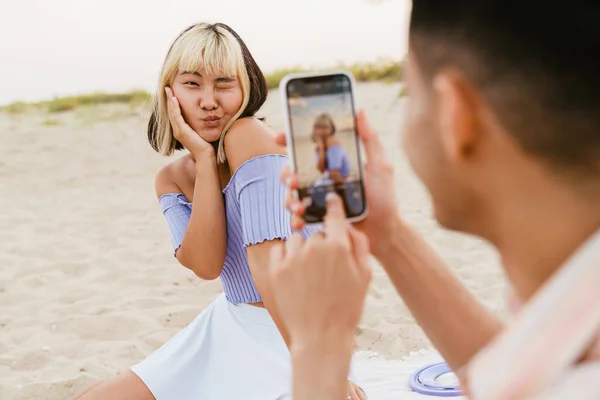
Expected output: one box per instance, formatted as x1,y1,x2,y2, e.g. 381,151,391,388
409,1,600,179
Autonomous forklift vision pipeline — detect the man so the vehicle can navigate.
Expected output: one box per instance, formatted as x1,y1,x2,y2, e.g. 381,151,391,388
268,1,600,399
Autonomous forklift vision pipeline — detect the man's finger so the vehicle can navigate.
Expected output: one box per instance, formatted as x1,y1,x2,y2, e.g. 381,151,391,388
291,215,306,231
275,132,287,147
323,192,350,249
280,163,291,184
348,225,371,277
268,242,285,274
356,109,384,163
285,195,304,217
284,232,304,258
280,165,299,190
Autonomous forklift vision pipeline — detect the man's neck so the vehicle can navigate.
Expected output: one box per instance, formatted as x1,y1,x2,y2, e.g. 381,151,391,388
477,181,600,301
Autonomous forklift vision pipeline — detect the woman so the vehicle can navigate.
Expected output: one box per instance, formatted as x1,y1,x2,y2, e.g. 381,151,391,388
74,22,365,400
311,113,351,186
305,113,362,221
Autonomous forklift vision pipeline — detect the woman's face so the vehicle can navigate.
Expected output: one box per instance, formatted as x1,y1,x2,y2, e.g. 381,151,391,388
171,68,244,143
313,121,334,141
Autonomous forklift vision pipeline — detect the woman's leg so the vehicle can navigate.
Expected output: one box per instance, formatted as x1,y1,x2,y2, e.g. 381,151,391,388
73,370,155,400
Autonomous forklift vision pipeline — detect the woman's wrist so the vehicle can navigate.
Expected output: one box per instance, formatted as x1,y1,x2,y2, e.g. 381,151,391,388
194,149,218,169
193,150,221,187
193,145,216,159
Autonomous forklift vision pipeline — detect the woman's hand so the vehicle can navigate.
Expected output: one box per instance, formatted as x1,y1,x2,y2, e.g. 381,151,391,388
316,137,326,151
165,87,215,160
347,380,367,400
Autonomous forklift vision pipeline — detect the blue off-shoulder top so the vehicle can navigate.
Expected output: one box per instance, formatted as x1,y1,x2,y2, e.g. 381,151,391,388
158,154,320,304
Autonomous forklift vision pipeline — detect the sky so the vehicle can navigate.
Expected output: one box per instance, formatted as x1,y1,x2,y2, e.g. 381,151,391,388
0,0,410,105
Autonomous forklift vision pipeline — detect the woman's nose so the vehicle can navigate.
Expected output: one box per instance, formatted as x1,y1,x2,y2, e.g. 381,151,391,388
199,88,217,111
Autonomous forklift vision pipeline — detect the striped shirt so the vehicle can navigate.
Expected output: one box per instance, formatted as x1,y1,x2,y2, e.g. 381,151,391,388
464,229,600,399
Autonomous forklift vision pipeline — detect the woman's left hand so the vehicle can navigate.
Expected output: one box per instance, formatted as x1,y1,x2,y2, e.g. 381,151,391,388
347,380,367,400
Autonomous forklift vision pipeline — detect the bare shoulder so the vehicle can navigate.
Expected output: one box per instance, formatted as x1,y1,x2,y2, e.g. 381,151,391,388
154,154,196,199
224,117,286,173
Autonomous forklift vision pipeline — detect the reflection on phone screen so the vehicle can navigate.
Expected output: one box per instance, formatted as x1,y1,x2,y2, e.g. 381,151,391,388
286,74,366,222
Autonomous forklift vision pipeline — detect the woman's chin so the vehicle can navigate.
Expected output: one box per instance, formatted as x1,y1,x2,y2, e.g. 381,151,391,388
197,129,222,143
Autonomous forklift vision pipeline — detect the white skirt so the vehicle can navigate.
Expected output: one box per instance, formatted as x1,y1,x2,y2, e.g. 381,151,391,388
131,293,364,400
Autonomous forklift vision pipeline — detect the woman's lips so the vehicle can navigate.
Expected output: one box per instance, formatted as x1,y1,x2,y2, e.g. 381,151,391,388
202,118,221,128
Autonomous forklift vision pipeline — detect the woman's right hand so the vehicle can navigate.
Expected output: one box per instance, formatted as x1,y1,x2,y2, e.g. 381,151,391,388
316,137,326,151
165,87,215,160
279,109,402,258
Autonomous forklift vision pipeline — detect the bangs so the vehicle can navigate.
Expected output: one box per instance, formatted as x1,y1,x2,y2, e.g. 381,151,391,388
314,115,333,126
176,27,242,77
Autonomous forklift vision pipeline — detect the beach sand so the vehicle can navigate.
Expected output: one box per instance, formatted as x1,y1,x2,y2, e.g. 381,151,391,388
0,82,506,399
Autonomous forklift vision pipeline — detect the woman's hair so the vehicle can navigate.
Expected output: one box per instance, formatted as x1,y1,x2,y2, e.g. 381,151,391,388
311,113,336,140
312,113,336,172
147,22,268,163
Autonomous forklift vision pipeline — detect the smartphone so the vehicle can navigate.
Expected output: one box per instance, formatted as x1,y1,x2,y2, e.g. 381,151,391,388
280,70,367,225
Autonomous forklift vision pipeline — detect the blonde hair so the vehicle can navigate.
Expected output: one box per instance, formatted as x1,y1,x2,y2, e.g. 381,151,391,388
149,23,253,163
312,113,337,139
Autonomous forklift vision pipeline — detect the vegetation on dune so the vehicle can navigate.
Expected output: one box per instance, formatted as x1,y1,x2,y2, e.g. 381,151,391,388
263,59,403,89
0,90,151,114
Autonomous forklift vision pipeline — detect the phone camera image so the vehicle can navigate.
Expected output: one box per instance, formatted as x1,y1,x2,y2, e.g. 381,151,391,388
285,73,366,223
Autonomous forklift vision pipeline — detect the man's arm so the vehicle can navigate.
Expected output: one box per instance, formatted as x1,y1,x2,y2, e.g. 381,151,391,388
290,337,354,400
376,217,503,370
277,109,504,373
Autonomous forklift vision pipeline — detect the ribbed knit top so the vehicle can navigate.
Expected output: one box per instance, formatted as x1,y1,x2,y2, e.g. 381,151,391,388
159,154,320,304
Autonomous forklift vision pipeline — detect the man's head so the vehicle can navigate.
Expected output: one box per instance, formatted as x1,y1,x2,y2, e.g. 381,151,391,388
402,1,600,234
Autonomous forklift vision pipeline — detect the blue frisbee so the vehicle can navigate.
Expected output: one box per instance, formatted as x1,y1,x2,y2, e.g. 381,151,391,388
409,362,463,397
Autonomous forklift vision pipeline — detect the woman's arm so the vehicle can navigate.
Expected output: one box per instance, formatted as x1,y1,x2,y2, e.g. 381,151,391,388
325,146,347,184
316,143,328,174
328,169,345,184
224,117,292,346
155,153,227,280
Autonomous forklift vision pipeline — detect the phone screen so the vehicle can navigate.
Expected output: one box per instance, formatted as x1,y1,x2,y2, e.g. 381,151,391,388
284,73,366,223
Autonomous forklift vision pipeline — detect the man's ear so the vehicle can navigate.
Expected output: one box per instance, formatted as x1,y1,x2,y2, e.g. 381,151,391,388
433,69,483,165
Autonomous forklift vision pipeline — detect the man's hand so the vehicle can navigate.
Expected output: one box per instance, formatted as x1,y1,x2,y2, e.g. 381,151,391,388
278,109,402,257
267,193,372,400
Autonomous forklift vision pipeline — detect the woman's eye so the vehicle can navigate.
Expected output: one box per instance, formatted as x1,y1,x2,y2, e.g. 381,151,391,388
184,81,199,86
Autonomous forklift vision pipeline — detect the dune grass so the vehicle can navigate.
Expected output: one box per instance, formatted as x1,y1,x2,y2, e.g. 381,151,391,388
42,90,151,112
0,59,405,114
0,90,151,114
264,59,403,89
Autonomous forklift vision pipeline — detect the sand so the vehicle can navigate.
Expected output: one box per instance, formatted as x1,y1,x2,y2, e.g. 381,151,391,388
0,82,506,399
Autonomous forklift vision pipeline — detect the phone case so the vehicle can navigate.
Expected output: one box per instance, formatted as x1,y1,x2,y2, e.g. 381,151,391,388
278,69,368,225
